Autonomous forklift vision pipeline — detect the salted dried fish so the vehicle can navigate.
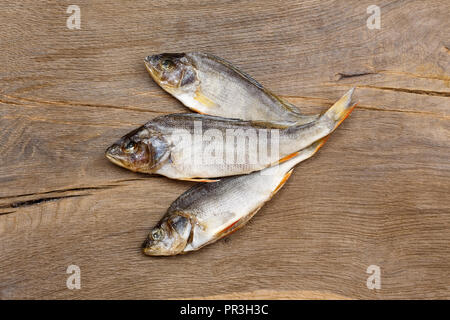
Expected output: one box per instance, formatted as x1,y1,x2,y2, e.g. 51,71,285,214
144,52,318,123
105,89,355,180
142,137,328,256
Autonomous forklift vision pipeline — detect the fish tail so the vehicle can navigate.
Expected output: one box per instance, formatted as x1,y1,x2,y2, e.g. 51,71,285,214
321,88,356,132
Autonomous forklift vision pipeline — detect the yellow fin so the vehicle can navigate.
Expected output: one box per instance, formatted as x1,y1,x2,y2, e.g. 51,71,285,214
194,88,216,108
181,177,220,183
313,135,330,154
190,107,207,115
278,151,300,164
272,169,293,195
215,218,241,237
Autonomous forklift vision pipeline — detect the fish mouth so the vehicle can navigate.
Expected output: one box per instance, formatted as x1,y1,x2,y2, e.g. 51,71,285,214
105,152,126,168
105,148,132,171
142,246,156,256
141,238,152,255
142,246,168,257
144,57,161,82
142,236,162,256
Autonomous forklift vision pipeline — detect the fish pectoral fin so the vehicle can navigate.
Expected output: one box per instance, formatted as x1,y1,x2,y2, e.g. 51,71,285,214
214,205,264,239
215,218,241,237
180,178,220,183
194,88,217,108
189,107,207,115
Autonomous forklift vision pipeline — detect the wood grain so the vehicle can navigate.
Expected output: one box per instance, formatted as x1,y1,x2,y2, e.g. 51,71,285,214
0,0,449,299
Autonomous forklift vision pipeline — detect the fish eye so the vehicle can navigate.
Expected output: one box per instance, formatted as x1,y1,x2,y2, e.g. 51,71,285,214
161,59,174,70
151,228,164,241
123,141,137,153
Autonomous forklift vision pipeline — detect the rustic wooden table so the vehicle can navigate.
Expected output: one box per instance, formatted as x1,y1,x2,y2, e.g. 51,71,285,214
1,0,449,299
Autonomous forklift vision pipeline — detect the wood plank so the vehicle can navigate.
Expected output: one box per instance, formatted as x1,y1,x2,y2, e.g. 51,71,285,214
0,0,449,299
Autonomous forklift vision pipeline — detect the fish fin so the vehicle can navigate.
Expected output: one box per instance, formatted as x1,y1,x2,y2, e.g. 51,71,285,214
213,205,262,240
205,53,304,114
194,88,217,108
189,107,207,115
216,218,241,237
213,168,295,242
280,99,302,112
264,90,309,115
180,177,220,183
206,53,266,90
271,136,330,171
335,103,357,129
278,151,300,164
272,169,294,195
312,135,330,154
322,88,356,131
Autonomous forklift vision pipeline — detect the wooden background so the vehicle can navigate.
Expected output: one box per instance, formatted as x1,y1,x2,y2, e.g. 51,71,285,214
0,0,449,299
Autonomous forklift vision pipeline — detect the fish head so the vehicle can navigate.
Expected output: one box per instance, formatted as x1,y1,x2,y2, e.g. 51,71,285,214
144,53,198,93
105,126,169,173
142,214,191,256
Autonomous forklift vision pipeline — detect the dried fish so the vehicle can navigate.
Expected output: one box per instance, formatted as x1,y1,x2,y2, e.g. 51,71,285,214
144,52,318,123
142,137,328,256
105,89,355,181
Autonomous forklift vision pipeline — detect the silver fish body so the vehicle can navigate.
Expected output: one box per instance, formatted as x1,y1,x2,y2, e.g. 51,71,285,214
106,89,355,180
142,138,328,256
144,52,318,123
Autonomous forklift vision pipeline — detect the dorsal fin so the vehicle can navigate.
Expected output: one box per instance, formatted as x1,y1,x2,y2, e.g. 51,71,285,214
204,53,303,114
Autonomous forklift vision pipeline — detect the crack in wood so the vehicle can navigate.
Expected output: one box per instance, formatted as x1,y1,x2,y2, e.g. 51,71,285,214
359,85,450,97
0,185,119,200
355,105,448,118
113,177,149,183
0,194,88,211
336,72,375,80
336,69,450,82
0,211,16,216
376,70,450,82
323,83,450,97
0,94,165,114
280,95,448,119
0,114,135,128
